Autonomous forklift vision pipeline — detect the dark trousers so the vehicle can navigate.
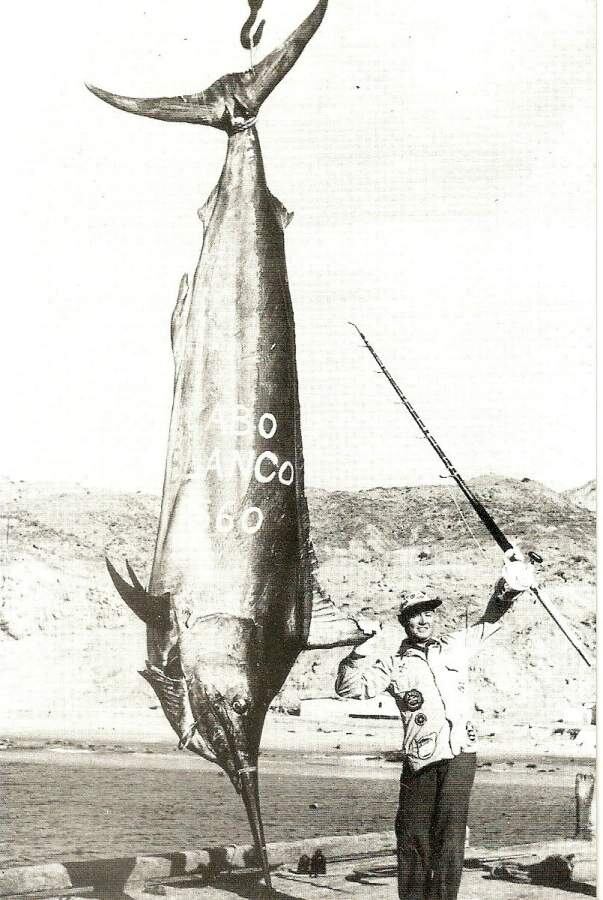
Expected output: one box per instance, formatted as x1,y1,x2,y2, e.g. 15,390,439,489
395,752,477,900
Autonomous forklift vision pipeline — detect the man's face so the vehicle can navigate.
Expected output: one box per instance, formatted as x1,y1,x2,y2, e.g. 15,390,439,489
403,608,435,644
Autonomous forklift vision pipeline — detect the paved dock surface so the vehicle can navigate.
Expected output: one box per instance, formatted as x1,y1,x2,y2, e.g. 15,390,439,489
143,858,595,900
128,842,596,900
0,838,595,899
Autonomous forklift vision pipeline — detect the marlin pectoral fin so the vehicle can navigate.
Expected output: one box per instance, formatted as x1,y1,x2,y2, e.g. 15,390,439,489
141,665,217,763
304,576,371,650
105,557,171,627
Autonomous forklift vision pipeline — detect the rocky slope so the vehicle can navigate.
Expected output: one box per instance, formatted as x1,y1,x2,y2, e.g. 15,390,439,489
563,479,596,512
0,476,595,736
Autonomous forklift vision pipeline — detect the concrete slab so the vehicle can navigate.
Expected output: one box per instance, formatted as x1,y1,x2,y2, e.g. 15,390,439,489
0,863,72,897
131,852,595,900
138,863,594,900
1,837,594,899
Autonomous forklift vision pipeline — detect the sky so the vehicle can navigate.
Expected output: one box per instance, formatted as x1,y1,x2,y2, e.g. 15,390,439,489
2,0,595,495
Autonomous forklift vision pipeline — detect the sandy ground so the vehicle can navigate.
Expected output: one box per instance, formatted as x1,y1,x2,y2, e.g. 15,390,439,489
1,743,594,776
0,708,595,763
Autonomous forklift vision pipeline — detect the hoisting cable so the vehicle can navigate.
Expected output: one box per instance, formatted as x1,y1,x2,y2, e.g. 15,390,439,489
240,0,266,68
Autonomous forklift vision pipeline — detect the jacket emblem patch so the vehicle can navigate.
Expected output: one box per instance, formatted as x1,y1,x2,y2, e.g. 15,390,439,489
403,689,424,711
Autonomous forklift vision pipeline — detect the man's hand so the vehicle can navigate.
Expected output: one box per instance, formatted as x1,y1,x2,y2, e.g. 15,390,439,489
352,616,400,656
353,618,384,655
354,614,381,639
502,548,537,594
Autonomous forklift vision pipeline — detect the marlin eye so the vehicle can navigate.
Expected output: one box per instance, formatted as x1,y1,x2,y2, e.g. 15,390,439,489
232,696,249,715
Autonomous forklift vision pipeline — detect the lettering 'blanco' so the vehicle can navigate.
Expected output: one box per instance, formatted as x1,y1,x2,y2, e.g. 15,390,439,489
202,410,295,532
200,448,295,485
255,451,279,483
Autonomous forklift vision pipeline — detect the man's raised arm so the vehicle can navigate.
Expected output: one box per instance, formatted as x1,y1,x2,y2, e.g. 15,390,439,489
334,621,397,700
445,550,537,656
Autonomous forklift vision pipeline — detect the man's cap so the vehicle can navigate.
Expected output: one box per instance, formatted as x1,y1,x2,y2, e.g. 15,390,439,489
398,592,442,621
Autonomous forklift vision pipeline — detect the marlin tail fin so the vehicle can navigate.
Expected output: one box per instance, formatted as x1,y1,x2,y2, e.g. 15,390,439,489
87,0,328,132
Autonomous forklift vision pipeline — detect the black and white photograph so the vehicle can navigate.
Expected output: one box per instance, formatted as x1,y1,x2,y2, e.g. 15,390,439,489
1,1,596,898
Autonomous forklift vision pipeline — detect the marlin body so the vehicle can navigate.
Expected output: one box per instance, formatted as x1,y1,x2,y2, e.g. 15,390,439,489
90,1,366,888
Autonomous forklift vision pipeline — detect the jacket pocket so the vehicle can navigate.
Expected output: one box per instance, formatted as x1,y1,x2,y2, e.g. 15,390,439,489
408,732,437,761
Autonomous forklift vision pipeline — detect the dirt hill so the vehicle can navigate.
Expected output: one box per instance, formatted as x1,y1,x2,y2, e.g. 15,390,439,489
0,476,595,737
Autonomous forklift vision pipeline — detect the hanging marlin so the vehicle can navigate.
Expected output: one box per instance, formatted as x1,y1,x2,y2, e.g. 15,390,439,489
88,0,368,891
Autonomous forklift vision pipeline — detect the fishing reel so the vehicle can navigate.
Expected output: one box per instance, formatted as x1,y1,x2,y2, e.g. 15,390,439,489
527,550,543,565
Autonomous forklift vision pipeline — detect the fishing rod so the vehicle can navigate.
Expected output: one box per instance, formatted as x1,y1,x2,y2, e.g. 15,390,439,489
350,322,593,668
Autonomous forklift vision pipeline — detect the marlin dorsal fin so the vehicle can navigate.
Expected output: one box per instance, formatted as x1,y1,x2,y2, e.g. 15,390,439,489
105,558,171,627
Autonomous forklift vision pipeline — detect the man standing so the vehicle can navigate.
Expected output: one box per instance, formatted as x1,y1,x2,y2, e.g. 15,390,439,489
335,550,536,900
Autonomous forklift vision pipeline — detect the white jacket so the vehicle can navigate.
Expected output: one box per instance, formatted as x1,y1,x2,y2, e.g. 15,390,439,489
335,589,515,771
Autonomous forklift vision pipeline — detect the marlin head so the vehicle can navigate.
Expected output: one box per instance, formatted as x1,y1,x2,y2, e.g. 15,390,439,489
108,570,275,887
86,0,328,133
179,614,272,889
189,689,271,889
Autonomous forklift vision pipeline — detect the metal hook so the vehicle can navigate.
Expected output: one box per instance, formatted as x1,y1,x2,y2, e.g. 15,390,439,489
240,0,266,50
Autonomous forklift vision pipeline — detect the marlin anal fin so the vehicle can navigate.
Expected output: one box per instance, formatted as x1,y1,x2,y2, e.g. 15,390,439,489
269,193,294,230
141,664,217,763
86,0,328,131
171,273,190,358
105,557,171,627
305,576,374,650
